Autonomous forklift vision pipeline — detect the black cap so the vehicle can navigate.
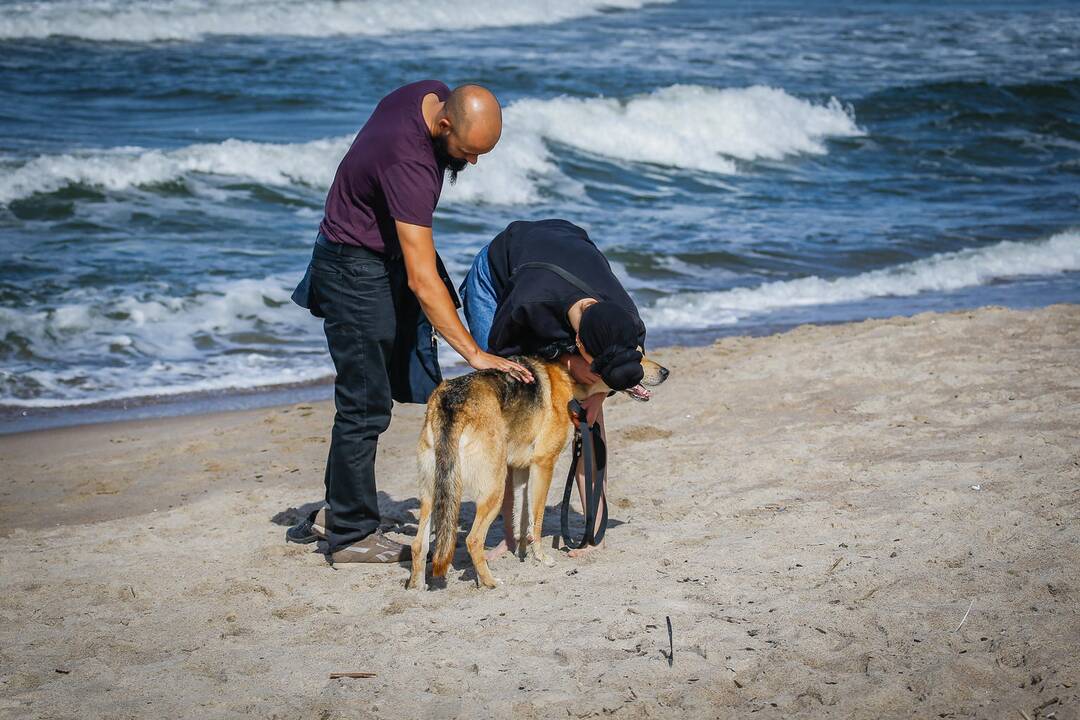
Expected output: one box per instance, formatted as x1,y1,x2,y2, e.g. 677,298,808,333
578,302,644,391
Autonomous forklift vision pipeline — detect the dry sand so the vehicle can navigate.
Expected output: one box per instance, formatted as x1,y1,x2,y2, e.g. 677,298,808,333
1,305,1077,719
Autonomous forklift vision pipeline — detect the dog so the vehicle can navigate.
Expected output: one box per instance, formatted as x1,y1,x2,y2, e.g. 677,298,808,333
408,354,669,589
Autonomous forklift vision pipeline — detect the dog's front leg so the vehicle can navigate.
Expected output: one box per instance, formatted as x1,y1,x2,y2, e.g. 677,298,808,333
527,460,556,567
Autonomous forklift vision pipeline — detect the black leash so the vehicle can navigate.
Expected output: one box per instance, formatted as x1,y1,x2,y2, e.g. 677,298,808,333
560,398,608,549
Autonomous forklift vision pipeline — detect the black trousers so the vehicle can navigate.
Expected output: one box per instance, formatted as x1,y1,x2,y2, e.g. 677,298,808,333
308,240,399,551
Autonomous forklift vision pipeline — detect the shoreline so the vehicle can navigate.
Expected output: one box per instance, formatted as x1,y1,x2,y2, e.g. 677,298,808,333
8,296,1078,437
1,304,1077,717
0,378,337,437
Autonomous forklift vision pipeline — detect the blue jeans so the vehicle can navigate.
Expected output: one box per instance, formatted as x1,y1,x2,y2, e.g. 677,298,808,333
459,243,498,352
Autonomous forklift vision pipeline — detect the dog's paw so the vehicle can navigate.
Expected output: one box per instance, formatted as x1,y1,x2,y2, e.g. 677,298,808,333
533,551,555,568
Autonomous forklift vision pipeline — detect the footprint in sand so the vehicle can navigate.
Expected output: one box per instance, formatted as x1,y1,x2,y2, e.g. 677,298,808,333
620,426,674,442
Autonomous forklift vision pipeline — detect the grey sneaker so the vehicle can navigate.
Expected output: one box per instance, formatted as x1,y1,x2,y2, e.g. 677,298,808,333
329,531,410,564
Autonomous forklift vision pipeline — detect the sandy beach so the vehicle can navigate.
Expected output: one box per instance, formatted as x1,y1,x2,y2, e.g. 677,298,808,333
0,304,1077,719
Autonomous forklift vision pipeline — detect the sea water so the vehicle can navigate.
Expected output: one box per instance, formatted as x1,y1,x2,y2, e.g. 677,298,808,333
0,0,1077,429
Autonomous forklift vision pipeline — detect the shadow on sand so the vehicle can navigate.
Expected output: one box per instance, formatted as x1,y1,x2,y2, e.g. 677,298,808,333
271,490,624,583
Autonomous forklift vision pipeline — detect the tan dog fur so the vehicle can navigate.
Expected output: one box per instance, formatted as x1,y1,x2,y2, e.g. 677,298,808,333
408,355,667,589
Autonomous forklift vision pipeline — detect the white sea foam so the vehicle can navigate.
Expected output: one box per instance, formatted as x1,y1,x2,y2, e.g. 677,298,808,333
0,275,304,360
1,85,861,207
5,357,334,408
0,273,334,406
0,131,571,207
441,129,577,205
505,84,863,174
4,232,1078,407
0,269,475,406
448,85,860,202
0,0,668,42
640,231,1080,328
0,137,347,205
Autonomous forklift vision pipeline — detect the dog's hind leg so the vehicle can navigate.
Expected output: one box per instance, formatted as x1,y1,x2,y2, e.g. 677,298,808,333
410,424,438,589
527,460,557,567
510,467,530,560
466,478,507,589
408,497,433,590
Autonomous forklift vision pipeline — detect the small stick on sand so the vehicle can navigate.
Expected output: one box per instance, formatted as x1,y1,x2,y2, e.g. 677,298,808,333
666,616,674,667
855,584,884,602
953,599,974,633
1018,710,1032,720
329,672,376,679
827,557,843,573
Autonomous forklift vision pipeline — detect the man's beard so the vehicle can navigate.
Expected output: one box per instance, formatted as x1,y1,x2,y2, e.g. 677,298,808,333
433,133,468,185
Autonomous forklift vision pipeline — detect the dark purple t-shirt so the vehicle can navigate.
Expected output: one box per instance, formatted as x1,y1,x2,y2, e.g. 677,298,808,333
319,80,449,256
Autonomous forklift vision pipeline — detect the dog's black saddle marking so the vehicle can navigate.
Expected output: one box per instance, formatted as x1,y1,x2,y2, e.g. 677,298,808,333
493,356,543,408
440,356,544,419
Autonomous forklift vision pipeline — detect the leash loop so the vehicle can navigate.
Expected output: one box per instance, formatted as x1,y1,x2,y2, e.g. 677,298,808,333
560,398,608,549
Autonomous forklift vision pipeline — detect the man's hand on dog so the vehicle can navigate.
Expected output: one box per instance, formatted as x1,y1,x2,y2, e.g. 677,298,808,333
469,350,534,384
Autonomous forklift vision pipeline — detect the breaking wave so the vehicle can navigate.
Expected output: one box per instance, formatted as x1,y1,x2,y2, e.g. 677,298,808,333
640,231,1080,328
504,84,862,174
0,274,330,407
1,85,861,207
0,0,670,42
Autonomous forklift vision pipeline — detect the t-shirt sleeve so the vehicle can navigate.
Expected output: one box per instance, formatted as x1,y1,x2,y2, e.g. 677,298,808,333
379,160,440,227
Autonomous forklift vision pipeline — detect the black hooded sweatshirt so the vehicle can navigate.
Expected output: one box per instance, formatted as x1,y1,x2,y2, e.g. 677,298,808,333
484,219,646,358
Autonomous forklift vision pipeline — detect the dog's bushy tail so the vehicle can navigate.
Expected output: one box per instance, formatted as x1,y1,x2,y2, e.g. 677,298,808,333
430,410,463,578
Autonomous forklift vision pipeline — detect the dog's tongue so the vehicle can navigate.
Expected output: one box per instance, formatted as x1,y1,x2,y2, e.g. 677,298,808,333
625,384,651,401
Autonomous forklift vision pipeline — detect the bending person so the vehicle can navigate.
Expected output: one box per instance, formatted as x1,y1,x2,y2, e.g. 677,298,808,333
460,218,648,558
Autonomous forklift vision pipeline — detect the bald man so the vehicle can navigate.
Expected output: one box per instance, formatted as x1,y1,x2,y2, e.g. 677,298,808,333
289,81,532,563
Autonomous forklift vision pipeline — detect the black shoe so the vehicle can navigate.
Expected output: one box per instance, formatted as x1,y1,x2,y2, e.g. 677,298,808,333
285,519,318,544
285,507,328,544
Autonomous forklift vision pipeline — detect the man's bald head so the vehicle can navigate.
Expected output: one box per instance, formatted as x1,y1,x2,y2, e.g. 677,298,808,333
443,84,502,155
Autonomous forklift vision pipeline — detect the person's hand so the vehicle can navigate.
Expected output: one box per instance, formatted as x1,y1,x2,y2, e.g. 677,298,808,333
580,392,606,425
469,351,534,384
564,353,601,387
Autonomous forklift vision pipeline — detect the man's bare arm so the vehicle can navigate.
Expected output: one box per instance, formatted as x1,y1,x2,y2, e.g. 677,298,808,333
396,220,533,383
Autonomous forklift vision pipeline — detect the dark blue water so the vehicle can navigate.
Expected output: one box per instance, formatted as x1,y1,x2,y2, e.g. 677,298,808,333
1,0,1078,425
